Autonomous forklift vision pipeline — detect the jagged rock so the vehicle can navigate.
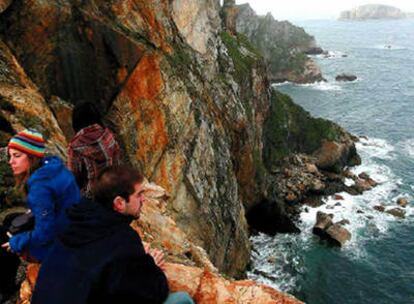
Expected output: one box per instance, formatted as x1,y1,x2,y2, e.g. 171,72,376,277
358,172,370,179
0,40,67,156
336,73,357,82
165,264,303,303
396,197,409,208
386,208,406,219
305,47,324,55
312,211,334,236
314,140,361,173
49,96,74,141
334,194,344,200
310,179,325,192
235,4,324,84
336,219,350,226
374,205,385,212
325,223,351,246
0,0,12,13
354,178,372,192
306,163,319,174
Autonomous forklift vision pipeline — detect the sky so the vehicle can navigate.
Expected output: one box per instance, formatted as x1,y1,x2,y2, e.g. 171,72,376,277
235,0,414,21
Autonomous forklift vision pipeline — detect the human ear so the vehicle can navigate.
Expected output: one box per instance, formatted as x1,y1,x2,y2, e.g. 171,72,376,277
113,196,126,212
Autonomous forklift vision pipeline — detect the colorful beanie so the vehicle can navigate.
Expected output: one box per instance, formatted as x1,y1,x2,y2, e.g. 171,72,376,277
8,129,46,158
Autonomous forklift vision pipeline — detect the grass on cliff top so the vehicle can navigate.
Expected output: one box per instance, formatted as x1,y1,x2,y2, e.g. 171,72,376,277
263,90,341,167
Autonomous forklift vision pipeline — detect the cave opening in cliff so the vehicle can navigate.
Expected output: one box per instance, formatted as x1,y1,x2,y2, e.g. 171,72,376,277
246,199,300,235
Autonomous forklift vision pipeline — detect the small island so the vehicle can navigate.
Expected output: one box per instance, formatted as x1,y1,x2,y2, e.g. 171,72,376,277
339,4,406,20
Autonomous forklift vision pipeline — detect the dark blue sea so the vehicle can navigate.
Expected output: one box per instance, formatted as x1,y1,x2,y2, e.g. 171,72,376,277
248,19,414,304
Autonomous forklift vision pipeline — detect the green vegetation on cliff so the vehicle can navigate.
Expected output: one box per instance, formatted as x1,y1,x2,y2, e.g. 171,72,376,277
263,90,341,166
220,31,261,83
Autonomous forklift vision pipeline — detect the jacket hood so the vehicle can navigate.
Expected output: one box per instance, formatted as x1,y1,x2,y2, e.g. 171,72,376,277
69,124,117,161
60,199,133,247
29,156,65,182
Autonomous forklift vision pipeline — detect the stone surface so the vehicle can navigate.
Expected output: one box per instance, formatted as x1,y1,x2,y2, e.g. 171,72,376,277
336,73,357,82
386,208,406,219
325,223,352,246
312,211,333,237
236,3,324,84
396,197,409,208
339,4,406,20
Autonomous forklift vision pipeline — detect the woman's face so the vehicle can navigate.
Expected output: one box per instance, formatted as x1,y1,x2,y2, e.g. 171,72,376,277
8,148,31,176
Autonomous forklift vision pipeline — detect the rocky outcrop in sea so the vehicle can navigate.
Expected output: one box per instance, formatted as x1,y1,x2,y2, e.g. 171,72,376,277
235,3,324,84
339,4,407,20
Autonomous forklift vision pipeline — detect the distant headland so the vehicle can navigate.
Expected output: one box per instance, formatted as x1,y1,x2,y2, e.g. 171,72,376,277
339,4,412,20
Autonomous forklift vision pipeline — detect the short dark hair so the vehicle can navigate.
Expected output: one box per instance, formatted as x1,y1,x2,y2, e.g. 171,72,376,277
93,166,144,209
72,101,102,133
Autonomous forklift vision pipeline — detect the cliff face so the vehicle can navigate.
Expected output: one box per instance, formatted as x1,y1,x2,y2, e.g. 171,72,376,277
0,0,269,278
0,0,359,291
235,4,323,83
339,4,407,20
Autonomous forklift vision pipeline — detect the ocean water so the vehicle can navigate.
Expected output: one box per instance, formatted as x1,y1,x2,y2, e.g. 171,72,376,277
248,19,414,304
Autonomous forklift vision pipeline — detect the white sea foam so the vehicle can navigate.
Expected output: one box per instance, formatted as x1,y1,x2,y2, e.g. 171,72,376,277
314,50,347,59
272,81,342,91
397,138,414,158
356,137,395,160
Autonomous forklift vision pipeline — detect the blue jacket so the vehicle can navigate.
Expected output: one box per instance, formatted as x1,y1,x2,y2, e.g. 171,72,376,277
9,156,80,261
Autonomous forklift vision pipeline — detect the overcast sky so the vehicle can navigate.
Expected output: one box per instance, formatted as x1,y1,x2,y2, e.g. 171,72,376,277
235,1,414,20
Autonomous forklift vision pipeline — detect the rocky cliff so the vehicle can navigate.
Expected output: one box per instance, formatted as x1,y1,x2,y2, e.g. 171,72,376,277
0,0,360,302
339,4,407,20
235,4,323,83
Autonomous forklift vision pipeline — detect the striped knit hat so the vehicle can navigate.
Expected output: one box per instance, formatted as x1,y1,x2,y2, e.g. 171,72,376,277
8,129,46,158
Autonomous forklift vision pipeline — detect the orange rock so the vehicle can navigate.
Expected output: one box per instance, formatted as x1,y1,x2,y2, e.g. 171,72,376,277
165,263,303,304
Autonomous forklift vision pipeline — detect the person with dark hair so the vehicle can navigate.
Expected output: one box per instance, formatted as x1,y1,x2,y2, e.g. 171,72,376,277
31,165,193,304
0,129,80,302
68,101,121,198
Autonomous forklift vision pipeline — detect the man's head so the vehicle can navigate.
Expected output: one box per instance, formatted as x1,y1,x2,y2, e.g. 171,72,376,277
93,166,145,218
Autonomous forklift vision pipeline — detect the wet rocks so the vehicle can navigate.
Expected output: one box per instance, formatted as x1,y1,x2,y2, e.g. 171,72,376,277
325,223,352,246
335,73,357,82
313,140,361,173
312,211,351,247
305,47,324,55
374,205,386,212
386,208,406,219
396,197,409,208
312,211,334,236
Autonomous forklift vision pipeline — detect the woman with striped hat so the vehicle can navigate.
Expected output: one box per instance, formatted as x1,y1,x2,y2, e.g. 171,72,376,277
0,129,80,299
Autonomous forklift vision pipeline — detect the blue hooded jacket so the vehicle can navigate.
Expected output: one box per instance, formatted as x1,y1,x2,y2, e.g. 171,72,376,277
9,156,80,261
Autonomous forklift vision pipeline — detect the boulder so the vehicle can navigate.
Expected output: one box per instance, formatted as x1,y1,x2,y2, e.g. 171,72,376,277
325,223,351,246
396,197,409,208
314,140,360,173
312,211,333,236
386,208,406,219
305,47,324,55
336,73,357,82
374,205,385,212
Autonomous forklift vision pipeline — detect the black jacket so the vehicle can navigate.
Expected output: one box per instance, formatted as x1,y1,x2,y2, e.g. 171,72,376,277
31,199,169,304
